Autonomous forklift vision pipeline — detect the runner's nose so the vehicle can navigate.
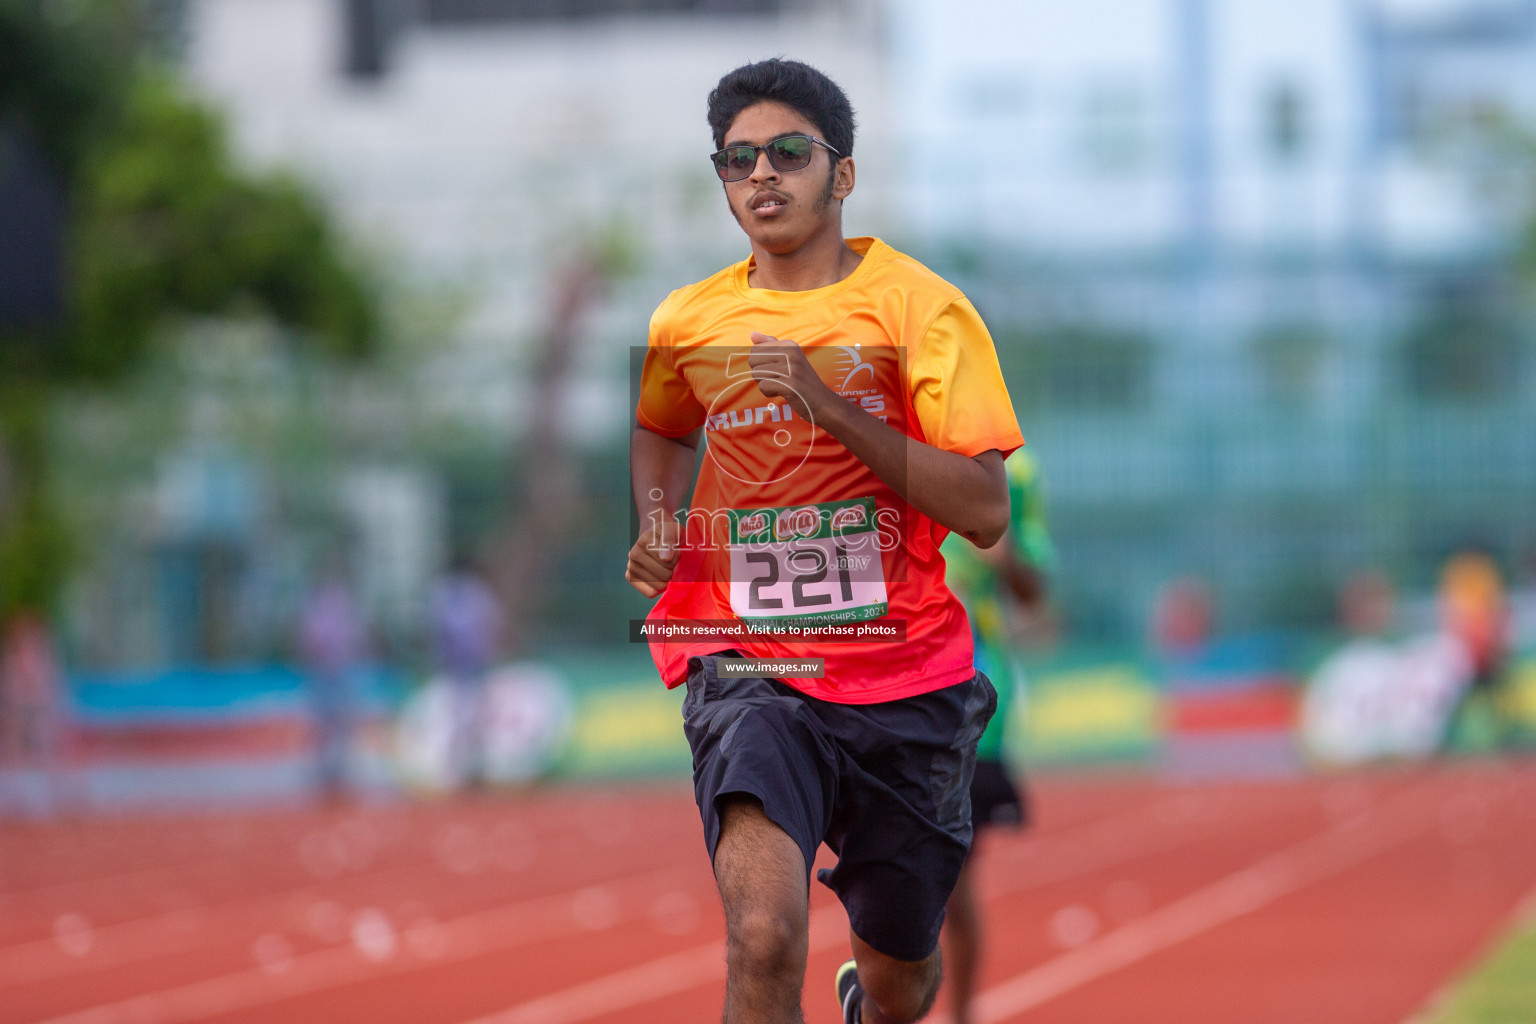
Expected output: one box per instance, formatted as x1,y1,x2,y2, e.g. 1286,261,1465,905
748,149,779,185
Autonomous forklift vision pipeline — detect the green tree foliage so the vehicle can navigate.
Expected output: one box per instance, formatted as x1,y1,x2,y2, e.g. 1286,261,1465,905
68,74,377,381
0,0,136,174
0,391,70,621
0,0,379,620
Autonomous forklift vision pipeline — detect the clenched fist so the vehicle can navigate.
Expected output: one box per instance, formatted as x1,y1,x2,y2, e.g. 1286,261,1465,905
748,331,831,422
626,514,682,598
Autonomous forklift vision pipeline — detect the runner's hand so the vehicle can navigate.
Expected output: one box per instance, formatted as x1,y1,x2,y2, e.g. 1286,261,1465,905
749,332,828,421
626,514,681,598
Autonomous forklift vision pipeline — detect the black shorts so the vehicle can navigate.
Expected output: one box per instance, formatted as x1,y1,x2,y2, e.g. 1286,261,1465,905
970,758,1027,831
681,652,996,962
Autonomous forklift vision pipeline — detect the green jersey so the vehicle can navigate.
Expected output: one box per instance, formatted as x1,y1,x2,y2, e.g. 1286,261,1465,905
940,450,1054,761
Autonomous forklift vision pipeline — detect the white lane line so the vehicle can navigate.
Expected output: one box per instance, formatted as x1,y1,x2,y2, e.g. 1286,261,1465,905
27,780,1417,1024
1,866,177,914
0,854,522,985
27,865,694,1024
1,807,677,983
451,787,1339,1024
459,941,724,1024
459,896,855,1024
0,848,539,986
1,798,593,910
1397,878,1536,1024
0,908,209,987
18,790,1171,1018
977,785,1312,904
935,780,1452,1024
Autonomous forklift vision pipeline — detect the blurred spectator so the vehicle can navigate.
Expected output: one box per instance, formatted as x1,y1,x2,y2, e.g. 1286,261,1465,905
298,566,369,801
1440,552,1509,686
0,613,75,813
1303,569,1471,765
1510,540,1536,651
1150,576,1214,663
1439,551,1511,746
430,558,503,787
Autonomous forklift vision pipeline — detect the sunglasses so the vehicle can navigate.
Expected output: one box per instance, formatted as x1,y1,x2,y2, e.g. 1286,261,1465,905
710,134,842,182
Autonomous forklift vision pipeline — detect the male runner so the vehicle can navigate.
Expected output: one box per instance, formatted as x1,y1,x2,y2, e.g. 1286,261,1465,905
626,59,1023,1024
939,450,1054,1024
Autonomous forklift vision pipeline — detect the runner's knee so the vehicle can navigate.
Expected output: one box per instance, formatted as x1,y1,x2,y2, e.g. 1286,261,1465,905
867,973,941,1023
725,904,808,978
715,796,811,961
855,938,943,1024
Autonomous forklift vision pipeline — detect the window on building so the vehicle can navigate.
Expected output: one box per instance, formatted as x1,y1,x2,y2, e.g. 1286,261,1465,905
1263,80,1307,165
344,0,395,78
1252,323,1327,408
422,0,786,23
1074,83,1151,176
1400,283,1525,402
1000,325,1153,416
960,73,1029,119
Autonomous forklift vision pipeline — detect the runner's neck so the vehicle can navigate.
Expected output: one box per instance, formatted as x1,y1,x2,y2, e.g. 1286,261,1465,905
747,235,864,292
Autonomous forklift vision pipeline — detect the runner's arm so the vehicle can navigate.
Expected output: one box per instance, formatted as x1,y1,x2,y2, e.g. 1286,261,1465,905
747,333,1008,547
626,422,700,597
815,401,1009,549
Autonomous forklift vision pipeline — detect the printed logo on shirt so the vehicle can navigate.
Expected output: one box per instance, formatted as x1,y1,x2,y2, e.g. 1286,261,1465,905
834,346,878,392
703,401,796,433
832,347,889,422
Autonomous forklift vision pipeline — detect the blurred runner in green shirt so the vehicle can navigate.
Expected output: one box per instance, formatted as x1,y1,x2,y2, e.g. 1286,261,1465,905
939,449,1055,1024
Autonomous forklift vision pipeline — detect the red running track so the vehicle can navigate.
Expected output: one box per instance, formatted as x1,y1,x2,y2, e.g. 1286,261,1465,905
2,763,1534,1024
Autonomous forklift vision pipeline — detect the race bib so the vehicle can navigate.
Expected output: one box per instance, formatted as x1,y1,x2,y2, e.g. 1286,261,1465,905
727,497,889,627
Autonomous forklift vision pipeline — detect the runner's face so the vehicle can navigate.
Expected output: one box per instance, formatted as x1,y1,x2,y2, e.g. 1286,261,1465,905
719,102,847,253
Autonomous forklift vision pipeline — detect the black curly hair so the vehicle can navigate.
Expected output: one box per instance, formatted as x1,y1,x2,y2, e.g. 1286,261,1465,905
707,58,856,158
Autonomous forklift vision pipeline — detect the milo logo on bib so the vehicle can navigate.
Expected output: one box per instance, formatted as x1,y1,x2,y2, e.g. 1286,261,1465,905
775,506,823,541
728,497,878,546
736,511,771,539
830,504,867,531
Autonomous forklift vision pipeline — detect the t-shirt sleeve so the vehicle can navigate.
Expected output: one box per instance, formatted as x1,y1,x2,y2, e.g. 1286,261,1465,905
636,311,707,437
909,297,1025,458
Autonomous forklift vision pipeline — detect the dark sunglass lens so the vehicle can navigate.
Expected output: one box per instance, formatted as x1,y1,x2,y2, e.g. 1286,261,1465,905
723,147,759,179
768,137,813,170
712,149,748,180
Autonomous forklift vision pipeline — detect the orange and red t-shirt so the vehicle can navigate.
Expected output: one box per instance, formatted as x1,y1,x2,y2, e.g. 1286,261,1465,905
637,237,1023,703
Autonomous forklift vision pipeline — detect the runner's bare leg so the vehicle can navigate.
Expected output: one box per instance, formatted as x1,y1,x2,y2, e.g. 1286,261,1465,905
850,929,943,1023
942,856,980,1024
715,796,810,1024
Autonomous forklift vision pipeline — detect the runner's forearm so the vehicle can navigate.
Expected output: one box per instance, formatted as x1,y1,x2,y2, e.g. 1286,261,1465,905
811,395,1008,547
631,423,700,524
